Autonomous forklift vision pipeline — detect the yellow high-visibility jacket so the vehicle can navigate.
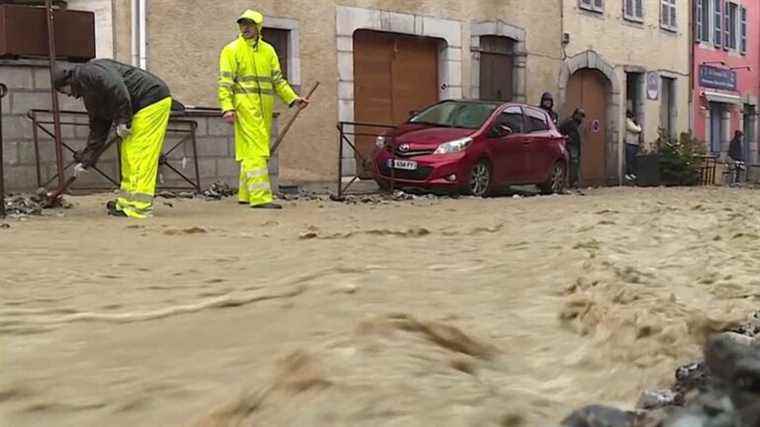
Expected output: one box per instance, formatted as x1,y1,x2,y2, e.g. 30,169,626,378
218,12,297,160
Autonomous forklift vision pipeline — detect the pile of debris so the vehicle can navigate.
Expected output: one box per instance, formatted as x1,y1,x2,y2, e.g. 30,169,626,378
559,312,760,426
2,188,71,217
156,181,235,201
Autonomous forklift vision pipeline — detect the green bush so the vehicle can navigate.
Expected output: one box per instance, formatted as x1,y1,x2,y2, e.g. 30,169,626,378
653,130,707,186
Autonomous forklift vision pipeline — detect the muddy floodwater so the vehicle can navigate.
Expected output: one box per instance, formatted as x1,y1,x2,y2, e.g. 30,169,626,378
1,187,759,426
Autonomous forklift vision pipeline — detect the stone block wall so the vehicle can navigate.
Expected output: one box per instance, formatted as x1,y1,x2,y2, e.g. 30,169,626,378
1,60,278,194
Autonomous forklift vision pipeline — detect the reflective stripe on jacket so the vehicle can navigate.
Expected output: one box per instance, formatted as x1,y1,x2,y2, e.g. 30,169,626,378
218,33,298,160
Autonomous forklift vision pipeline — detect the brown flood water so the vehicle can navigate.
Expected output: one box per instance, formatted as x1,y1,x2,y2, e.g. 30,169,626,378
1,187,758,426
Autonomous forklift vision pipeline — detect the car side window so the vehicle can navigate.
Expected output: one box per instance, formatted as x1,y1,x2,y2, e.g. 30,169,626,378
525,108,550,133
494,106,525,134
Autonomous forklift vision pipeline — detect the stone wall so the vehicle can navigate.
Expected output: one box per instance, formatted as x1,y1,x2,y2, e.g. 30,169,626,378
1,60,278,194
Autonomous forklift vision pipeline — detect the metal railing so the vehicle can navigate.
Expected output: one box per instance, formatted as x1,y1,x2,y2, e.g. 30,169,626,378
25,109,203,193
336,121,396,198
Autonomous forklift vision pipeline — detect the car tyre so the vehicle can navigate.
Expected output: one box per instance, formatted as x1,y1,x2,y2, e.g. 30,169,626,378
539,161,566,195
469,160,493,197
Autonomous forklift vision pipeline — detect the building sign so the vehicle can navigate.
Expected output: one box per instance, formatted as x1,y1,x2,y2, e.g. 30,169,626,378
646,72,659,100
591,120,601,133
699,65,737,91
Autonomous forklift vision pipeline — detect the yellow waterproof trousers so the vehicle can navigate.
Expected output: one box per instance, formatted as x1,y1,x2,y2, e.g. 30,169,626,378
116,97,172,218
238,157,273,206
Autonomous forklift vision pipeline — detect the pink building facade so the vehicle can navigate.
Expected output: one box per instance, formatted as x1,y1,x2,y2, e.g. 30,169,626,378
693,0,759,162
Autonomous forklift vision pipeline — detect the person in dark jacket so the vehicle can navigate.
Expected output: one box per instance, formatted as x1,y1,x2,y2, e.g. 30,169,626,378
558,108,586,187
728,130,745,184
539,92,559,125
54,59,173,218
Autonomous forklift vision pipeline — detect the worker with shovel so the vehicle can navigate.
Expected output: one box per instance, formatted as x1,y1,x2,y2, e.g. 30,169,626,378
54,59,173,218
219,9,309,210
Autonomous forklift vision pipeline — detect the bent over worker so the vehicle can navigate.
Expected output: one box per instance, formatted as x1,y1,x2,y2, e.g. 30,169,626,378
54,59,173,218
218,9,309,209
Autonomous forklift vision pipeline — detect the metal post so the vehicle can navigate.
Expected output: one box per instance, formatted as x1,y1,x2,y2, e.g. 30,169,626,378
0,83,7,219
46,0,66,193
190,122,201,192
337,123,343,198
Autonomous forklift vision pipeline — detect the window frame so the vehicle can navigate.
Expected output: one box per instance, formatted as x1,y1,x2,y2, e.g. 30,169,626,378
714,0,723,47
623,0,644,23
525,107,551,133
740,5,747,55
727,2,738,50
696,0,713,42
579,0,604,14
660,0,678,32
496,106,526,135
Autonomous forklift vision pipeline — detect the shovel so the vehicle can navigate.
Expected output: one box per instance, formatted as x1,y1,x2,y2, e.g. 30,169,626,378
270,82,320,155
45,134,121,207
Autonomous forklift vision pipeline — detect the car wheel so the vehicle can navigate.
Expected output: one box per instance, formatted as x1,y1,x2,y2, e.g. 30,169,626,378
469,160,492,197
540,161,566,195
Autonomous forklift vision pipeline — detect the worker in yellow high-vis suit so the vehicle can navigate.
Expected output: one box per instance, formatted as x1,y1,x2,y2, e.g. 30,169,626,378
219,9,309,209
54,59,173,219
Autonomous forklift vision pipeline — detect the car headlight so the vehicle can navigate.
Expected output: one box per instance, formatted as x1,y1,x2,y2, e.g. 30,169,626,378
375,136,386,149
433,137,472,155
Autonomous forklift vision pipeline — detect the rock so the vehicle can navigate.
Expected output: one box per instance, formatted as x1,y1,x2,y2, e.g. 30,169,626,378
662,390,736,427
675,361,710,395
704,332,755,383
0,223,9,229
560,405,636,427
637,389,679,410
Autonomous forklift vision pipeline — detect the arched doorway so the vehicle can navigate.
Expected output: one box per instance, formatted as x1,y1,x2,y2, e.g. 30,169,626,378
564,69,610,186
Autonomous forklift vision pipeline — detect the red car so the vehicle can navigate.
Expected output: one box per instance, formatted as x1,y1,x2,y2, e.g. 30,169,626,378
373,99,569,196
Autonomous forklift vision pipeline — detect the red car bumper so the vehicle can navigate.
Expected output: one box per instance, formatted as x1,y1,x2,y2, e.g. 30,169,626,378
374,150,471,190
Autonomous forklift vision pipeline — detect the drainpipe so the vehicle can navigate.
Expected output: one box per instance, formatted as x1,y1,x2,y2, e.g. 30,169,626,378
138,0,147,69
131,0,138,66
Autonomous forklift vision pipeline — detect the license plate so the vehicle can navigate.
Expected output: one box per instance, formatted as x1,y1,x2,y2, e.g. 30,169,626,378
387,159,418,170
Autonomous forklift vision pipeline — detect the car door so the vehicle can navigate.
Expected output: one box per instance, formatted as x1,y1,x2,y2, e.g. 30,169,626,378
522,107,554,182
487,106,528,184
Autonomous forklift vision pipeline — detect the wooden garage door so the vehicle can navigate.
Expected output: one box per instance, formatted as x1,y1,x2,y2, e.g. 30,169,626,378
564,69,608,186
353,30,439,178
479,35,514,101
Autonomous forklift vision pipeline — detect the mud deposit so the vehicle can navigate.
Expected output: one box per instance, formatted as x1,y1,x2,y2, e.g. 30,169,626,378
1,187,759,426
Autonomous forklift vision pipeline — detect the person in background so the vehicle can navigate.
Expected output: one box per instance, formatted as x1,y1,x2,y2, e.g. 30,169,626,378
728,130,745,184
624,110,642,182
559,108,586,188
539,92,559,125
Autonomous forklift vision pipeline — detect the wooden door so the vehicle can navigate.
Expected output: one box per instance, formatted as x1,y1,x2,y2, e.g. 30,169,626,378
353,30,439,178
479,36,514,101
564,69,608,186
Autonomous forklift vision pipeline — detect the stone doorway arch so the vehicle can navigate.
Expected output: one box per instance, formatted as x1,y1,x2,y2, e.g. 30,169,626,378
558,50,622,185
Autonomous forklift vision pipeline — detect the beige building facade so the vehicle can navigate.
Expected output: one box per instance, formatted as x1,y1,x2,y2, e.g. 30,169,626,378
558,0,692,185
87,0,690,185
106,0,562,182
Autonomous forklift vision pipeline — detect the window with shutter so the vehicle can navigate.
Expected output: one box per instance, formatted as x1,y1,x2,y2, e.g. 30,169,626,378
700,0,711,42
660,0,677,31
740,6,747,54
696,0,704,41
727,3,737,50
714,0,722,47
723,4,731,50
579,0,603,13
625,0,644,21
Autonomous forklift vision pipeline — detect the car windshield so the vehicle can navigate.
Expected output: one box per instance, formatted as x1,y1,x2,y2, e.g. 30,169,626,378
409,101,498,129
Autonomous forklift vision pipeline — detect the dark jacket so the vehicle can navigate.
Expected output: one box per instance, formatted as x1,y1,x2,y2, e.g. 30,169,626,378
559,118,582,151
539,92,559,125
729,135,744,161
57,59,171,147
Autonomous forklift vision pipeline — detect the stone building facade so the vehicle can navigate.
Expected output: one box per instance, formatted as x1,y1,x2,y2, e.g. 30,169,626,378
558,0,692,185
